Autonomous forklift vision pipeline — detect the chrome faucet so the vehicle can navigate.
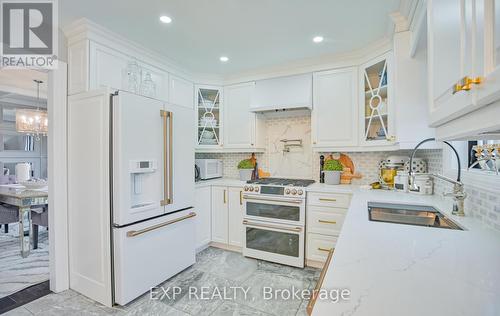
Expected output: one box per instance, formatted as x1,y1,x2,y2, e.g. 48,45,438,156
409,138,467,216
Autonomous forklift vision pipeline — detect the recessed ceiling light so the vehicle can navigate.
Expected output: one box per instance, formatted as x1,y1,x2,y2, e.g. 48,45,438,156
220,56,229,62
313,36,324,43
159,16,172,24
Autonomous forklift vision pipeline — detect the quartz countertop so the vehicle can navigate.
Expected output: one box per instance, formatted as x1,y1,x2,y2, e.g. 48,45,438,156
312,187,500,316
195,178,247,188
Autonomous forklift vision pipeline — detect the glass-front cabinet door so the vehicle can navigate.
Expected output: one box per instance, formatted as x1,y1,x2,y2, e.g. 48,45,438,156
196,85,223,148
475,0,500,106
360,53,395,146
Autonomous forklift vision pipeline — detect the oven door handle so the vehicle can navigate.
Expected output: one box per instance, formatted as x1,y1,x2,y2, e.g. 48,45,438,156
242,220,302,232
242,195,303,204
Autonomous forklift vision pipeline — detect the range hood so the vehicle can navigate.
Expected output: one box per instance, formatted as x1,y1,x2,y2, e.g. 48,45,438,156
250,73,312,112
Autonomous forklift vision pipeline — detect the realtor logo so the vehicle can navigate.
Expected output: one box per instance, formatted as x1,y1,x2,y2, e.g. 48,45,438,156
1,0,58,68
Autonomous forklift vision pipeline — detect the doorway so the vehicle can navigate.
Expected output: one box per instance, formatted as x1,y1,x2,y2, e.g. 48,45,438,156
0,69,50,312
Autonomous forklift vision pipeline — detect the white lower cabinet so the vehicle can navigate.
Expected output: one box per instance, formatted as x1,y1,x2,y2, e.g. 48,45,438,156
306,192,351,265
227,187,244,247
211,186,228,243
210,185,244,248
194,186,211,249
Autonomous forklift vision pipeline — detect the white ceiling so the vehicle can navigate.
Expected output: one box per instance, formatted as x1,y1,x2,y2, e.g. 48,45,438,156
60,0,401,76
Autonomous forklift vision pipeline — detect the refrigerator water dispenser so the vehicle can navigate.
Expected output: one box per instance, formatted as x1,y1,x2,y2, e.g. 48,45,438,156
129,160,157,210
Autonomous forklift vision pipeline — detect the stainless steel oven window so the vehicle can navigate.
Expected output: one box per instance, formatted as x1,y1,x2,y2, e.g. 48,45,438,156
246,202,300,221
245,227,299,257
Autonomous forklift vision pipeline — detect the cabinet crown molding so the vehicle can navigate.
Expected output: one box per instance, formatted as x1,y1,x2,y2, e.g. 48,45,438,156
63,18,194,82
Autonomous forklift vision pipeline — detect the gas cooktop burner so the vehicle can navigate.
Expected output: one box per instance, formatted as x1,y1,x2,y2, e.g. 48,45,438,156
246,178,315,187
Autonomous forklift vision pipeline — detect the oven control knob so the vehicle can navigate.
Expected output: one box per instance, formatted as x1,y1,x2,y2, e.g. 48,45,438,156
244,186,249,191
285,189,291,194
291,189,297,195
249,186,254,192
298,189,303,195
254,186,259,192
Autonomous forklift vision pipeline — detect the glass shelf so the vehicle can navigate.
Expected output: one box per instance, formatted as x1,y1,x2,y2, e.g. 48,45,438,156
363,59,390,142
196,86,222,146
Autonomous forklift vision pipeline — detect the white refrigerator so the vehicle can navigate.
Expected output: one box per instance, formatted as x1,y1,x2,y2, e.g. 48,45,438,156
68,90,195,307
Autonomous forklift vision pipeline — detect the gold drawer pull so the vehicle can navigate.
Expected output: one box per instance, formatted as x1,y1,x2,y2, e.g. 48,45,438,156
127,212,196,237
318,219,337,225
317,247,333,253
319,198,337,202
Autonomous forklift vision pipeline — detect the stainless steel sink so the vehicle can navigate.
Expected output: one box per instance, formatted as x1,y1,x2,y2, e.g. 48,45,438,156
368,202,464,230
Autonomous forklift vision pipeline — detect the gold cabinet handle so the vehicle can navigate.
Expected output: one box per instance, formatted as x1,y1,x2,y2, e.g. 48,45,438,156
317,247,333,252
242,220,302,232
318,219,337,225
319,198,337,202
127,212,196,237
223,189,227,204
160,110,173,206
453,76,483,94
239,190,243,205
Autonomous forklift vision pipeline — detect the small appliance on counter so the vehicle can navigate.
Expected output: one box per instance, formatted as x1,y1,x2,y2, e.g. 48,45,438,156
378,156,407,189
394,171,433,195
195,159,223,180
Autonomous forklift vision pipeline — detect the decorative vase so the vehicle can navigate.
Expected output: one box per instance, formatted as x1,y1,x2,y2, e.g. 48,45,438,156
239,169,253,181
324,171,341,185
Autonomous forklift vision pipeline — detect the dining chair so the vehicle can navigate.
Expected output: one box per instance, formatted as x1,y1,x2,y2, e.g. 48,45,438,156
0,203,19,233
31,206,48,249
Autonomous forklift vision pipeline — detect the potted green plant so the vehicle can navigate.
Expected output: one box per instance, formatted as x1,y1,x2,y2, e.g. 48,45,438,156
237,159,254,181
323,159,343,185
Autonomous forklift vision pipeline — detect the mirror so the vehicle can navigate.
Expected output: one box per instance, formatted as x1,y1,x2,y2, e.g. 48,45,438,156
0,134,35,151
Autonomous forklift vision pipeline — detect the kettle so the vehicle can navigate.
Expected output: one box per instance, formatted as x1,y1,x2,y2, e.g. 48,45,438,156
15,163,31,182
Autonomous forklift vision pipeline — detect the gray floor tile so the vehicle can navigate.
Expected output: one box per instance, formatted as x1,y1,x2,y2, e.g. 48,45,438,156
212,301,271,316
125,300,189,316
22,289,78,314
4,248,320,316
0,306,34,316
295,299,309,316
160,269,240,316
28,295,106,315
194,249,258,283
236,270,310,316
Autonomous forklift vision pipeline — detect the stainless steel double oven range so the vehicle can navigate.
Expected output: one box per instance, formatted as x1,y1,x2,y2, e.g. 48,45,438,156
241,178,314,268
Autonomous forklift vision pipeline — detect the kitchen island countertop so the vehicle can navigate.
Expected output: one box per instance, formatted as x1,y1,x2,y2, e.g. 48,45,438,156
312,187,500,316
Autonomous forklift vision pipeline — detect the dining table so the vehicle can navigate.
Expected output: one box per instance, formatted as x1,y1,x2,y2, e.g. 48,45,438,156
0,185,48,258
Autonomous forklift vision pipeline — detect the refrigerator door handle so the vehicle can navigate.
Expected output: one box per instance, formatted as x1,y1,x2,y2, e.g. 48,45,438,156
160,110,173,206
126,212,196,237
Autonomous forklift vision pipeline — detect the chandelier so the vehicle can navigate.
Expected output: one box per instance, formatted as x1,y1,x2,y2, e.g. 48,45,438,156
15,79,48,140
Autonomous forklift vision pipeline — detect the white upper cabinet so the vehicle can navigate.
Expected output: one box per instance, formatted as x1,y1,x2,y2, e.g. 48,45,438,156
66,23,195,104
89,42,128,92
224,82,264,150
359,52,396,146
312,68,358,149
196,85,223,148
427,0,500,127
428,0,475,126
169,75,194,108
475,0,500,106
250,74,312,112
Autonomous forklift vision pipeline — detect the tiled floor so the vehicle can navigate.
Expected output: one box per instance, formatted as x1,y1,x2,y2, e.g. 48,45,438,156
0,281,50,314
3,247,320,316
0,225,49,299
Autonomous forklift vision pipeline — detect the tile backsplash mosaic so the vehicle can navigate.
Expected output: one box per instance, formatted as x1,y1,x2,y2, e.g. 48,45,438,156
196,114,500,232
